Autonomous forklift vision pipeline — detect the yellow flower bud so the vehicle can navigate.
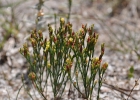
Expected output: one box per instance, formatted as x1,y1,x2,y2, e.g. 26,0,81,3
45,45,50,51
45,41,50,51
66,58,71,65
60,17,65,24
69,37,73,43
92,57,99,63
23,43,28,49
47,62,51,68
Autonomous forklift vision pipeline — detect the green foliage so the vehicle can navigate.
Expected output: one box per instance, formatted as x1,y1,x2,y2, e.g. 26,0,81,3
128,66,134,79
19,18,108,99
18,0,108,99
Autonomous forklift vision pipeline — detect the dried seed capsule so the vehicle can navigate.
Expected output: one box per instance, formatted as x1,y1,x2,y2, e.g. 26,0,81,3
102,62,108,70
30,38,36,47
38,30,43,39
28,72,36,81
37,9,44,17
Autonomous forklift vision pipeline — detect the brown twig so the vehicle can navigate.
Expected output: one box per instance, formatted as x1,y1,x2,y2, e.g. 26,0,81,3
103,82,137,100
127,78,139,100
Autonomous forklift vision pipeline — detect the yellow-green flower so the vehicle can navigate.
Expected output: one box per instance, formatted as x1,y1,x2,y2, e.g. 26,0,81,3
47,62,51,69
91,57,99,68
45,41,50,51
92,57,99,63
60,17,65,24
69,37,73,43
66,58,72,65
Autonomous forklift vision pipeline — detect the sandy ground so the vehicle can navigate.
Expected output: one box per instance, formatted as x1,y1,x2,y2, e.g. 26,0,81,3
0,0,140,100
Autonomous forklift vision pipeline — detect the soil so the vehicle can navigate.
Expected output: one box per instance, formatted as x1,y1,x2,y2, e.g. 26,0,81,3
0,0,140,100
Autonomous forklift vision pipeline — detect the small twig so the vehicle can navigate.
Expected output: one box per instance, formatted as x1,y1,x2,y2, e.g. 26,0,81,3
16,84,24,100
6,88,11,100
67,0,72,22
127,78,139,100
103,82,137,100
134,50,140,59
